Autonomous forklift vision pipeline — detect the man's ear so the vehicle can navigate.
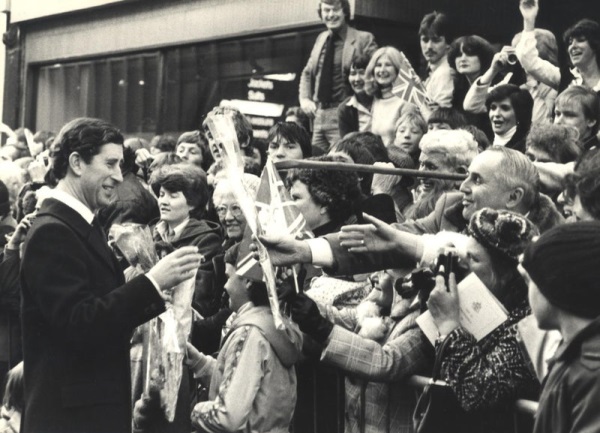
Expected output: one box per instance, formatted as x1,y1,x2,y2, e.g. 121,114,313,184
68,152,84,177
507,187,525,210
587,118,597,134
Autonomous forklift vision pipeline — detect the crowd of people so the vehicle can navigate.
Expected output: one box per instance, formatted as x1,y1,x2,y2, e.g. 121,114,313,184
1,0,600,432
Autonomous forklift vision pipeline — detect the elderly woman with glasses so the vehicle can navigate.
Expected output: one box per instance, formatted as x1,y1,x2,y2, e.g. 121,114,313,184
212,174,261,250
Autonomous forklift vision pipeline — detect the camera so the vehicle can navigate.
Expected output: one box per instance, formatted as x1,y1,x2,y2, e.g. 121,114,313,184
507,53,519,65
436,251,459,288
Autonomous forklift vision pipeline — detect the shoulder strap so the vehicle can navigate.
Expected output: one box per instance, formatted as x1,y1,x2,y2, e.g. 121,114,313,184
431,335,453,382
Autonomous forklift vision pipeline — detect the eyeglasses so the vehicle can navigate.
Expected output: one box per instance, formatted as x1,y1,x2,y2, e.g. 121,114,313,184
215,204,243,218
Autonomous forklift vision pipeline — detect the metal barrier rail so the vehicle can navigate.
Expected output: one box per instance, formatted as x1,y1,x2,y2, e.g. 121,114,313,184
274,159,468,181
407,375,539,417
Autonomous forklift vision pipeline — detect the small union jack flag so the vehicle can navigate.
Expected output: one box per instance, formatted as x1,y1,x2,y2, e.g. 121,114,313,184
236,159,313,281
392,52,431,114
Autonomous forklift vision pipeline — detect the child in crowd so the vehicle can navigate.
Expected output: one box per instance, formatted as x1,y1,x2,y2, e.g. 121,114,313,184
519,221,600,433
186,243,302,433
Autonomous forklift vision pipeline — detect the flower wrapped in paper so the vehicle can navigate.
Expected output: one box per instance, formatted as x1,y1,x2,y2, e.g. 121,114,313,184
204,113,287,329
111,223,196,422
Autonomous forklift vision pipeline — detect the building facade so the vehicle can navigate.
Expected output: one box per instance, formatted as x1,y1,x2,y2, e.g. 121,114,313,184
2,0,597,139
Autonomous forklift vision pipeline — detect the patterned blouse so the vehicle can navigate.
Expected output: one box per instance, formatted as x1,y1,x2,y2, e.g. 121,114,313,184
439,279,540,433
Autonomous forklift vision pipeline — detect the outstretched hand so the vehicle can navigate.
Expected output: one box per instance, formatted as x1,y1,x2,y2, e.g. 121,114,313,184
339,213,403,254
250,233,312,267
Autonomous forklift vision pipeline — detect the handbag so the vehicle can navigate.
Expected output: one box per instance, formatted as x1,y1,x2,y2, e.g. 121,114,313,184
412,336,470,433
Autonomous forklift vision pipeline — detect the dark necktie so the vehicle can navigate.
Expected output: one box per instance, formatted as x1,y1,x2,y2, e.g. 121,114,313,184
92,216,107,242
317,33,335,104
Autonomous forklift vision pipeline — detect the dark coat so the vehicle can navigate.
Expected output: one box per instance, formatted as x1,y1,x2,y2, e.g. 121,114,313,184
20,198,165,433
533,316,600,433
153,218,223,317
337,93,374,138
0,248,22,380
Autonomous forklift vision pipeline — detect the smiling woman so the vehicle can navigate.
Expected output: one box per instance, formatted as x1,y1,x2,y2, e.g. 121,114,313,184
485,84,533,152
364,46,418,146
149,163,223,317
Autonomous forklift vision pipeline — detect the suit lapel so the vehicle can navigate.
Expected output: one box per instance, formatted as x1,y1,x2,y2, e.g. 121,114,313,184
342,27,357,74
312,31,329,75
39,198,119,276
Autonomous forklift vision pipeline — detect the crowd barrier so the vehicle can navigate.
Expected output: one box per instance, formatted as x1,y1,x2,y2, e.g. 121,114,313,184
407,375,539,433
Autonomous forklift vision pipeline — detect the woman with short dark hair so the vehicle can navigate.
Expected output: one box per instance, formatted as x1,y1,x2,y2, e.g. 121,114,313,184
485,84,534,152
150,163,223,317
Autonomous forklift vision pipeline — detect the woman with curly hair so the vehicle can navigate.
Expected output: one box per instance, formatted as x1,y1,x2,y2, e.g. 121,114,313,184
285,155,363,236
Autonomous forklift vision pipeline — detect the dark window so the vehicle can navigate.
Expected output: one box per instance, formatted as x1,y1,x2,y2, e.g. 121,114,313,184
32,28,320,137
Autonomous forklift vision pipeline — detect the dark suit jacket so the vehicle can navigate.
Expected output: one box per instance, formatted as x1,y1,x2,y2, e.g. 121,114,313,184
20,198,165,433
299,26,377,103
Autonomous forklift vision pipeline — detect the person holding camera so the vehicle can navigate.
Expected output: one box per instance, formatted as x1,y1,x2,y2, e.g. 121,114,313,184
463,0,560,126
285,207,539,433
426,208,540,433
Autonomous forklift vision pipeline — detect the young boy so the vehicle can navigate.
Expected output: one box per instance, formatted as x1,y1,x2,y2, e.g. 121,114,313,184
186,243,302,433
519,221,600,433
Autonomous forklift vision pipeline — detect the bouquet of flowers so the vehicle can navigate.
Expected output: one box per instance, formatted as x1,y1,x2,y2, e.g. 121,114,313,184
111,223,196,422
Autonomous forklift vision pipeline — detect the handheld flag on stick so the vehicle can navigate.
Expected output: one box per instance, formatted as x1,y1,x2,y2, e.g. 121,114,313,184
236,158,313,294
392,51,432,117
205,114,286,329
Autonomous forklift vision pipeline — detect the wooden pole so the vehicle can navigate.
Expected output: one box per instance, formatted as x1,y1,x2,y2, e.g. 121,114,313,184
274,159,467,181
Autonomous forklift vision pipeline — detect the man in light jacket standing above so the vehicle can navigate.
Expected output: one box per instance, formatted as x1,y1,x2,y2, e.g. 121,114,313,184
299,0,377,152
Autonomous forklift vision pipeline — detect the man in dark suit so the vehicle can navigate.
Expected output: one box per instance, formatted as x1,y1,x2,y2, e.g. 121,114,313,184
20,118,203,433
299,0,377,151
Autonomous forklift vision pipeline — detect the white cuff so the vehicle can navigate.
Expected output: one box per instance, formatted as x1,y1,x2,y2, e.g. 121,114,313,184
307,237,335,267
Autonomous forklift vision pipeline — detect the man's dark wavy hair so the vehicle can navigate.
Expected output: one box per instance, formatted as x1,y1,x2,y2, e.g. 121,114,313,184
51,117,124,181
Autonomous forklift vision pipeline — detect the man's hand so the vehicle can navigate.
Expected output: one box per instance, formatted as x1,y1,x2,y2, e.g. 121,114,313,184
251,233,312,267
147,246,204,292
427,269,460,336
132,383,162,430
300,98,317,118
339,213,405,254
7,212,36,250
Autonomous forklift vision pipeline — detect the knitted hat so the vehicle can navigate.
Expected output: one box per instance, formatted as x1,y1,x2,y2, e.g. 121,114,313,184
468,208,539,263
521,221,600,319
0,180,9,217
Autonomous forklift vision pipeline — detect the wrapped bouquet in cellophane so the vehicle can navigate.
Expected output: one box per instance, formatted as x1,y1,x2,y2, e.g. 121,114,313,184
110,223,196,422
